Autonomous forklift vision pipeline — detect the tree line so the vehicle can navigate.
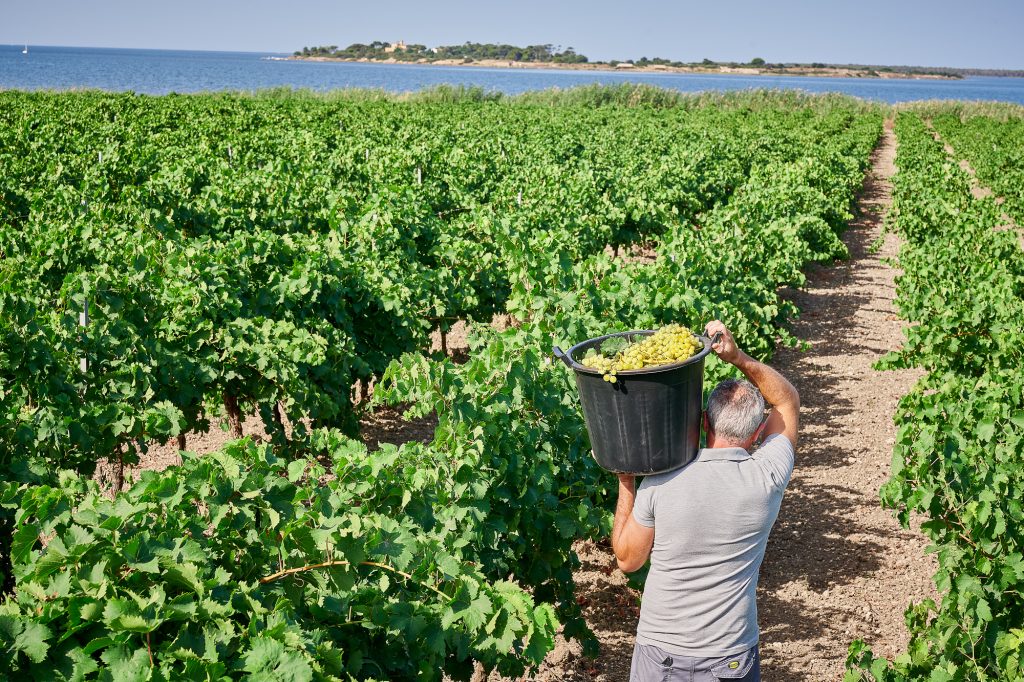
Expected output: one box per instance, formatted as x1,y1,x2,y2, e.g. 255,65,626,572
295,41,588,64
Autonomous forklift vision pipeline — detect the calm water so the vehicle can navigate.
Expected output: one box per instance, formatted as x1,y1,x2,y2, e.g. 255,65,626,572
3,44,1024,104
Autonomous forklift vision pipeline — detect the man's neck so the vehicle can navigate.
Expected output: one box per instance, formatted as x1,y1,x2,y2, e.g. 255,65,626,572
706,436,750,450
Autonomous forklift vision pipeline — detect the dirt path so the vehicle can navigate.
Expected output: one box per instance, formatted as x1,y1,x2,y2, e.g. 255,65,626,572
753,119,938,679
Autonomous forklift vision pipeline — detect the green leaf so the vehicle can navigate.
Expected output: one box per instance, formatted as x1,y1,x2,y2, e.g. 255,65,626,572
243,636,313,682
975,597,992,622
977,418,996,442
287,459,307,483
15,620,52,663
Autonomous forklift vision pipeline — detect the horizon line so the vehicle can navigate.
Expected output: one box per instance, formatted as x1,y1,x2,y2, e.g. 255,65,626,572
2,43,1021,73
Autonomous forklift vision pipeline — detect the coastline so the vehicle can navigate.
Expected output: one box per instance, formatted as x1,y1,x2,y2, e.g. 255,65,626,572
288,56,959,80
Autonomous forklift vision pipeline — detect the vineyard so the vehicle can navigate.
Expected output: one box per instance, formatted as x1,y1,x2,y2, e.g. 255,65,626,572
846,111,1024,680
0,86,1018,680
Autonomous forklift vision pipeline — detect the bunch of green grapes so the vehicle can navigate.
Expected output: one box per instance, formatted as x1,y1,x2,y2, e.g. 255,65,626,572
580,324,701,383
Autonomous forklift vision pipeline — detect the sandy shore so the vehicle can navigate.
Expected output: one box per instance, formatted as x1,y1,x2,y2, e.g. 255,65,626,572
289,56,957,80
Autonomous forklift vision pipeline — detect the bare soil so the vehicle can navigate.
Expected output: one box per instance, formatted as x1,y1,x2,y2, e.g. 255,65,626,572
754,120,937,679
604,242,659,264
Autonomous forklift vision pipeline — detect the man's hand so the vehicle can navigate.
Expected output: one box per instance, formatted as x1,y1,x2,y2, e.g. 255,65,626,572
704,320,743,365
704,319,800,448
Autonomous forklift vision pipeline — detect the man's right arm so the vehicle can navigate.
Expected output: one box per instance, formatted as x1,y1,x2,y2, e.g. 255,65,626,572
705,321,800,448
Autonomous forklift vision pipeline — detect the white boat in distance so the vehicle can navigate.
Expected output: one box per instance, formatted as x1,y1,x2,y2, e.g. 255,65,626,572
22,45,28,54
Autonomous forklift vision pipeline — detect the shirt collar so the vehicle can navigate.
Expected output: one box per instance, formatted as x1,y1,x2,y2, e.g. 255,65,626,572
698,447,751,462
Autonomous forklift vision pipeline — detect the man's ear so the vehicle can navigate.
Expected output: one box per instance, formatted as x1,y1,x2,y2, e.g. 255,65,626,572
747,419,768,449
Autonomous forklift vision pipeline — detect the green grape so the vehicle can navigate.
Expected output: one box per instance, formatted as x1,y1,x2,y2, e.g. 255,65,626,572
579,324,701,380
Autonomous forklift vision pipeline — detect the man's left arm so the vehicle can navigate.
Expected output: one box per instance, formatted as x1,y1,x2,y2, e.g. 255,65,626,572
611,474,655,573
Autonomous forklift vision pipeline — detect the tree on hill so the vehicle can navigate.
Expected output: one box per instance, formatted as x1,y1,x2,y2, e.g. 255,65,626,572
294,41,588,63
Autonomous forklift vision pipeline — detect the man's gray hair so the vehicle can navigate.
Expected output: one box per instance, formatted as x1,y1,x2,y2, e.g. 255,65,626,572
706,379,766,444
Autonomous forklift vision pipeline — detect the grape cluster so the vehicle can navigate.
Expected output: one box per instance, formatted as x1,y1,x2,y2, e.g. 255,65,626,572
580,324,701,383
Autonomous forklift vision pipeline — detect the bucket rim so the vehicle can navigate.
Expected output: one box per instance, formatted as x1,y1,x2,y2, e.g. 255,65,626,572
564,329,714,377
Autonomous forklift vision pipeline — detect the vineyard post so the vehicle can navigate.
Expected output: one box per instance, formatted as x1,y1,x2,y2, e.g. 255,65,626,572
416,166,422,186
517,190,522,207
79,300,89,372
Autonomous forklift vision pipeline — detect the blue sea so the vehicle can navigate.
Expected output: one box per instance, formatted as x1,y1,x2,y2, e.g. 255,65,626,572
3,44,1024,104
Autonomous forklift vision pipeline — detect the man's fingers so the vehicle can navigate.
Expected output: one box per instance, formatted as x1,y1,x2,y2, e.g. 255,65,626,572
704,320,724,337
704,320,729,353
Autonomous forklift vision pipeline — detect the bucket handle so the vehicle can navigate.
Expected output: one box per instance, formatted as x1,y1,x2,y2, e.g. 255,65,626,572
552,346,574,368
708,331,723,350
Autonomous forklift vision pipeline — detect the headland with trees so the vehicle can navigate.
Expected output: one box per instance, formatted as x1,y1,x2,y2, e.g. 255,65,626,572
289,41,1024,79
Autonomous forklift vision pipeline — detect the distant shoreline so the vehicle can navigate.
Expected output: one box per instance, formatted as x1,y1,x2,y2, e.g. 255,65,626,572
288,56,961,81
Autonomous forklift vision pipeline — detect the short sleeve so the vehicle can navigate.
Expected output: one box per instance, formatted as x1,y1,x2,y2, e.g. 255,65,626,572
752,433,795,491
632,476,657,528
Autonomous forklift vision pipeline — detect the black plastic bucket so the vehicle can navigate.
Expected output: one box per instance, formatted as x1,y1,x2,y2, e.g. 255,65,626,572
553,330,717,475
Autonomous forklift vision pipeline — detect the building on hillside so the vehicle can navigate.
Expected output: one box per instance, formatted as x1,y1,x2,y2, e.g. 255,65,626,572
384,41,406,53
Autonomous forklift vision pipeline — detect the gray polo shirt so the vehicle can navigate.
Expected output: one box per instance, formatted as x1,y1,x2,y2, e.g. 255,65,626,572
632,433,795,657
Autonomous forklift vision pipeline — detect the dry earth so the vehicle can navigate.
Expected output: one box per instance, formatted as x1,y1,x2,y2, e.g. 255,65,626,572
754,121,938,680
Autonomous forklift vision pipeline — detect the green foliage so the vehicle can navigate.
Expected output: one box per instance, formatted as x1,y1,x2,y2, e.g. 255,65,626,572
932,113,1024,226
0,438,557,680
0,89,882,677
295,42,588,64
847,113,1024,680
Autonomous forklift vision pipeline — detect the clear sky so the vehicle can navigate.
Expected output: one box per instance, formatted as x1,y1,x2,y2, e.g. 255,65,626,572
3,0,1022,70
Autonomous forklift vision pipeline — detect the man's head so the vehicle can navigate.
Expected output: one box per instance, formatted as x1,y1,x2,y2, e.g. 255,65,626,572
704,379,766,449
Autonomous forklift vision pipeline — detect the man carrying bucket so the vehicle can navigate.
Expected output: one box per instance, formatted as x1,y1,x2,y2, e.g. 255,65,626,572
612,321,800,682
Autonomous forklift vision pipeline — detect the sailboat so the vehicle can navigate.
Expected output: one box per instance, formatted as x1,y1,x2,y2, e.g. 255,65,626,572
22,45,28,54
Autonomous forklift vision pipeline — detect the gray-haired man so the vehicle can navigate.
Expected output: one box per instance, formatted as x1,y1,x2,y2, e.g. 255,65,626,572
611,321,800,682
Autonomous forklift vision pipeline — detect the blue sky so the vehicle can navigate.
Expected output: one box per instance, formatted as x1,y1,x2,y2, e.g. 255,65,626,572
3,0,1022,69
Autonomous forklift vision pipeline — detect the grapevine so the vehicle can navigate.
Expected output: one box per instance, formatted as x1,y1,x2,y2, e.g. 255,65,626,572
845,112,1024,681
0,88,882,678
